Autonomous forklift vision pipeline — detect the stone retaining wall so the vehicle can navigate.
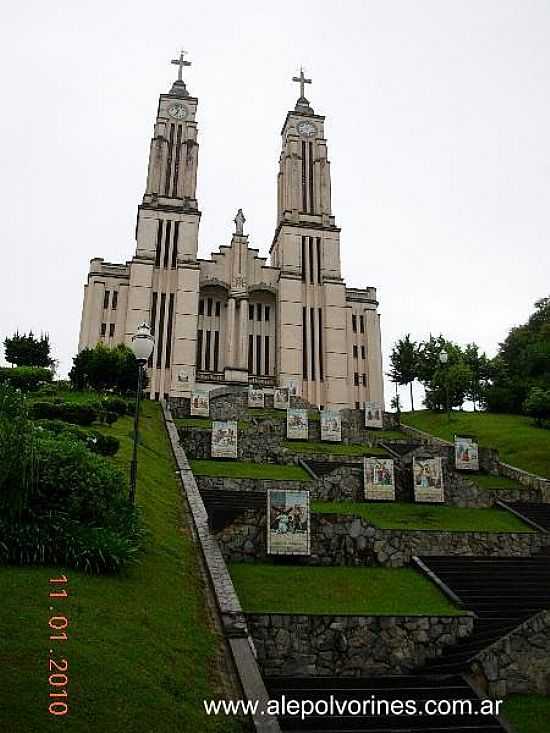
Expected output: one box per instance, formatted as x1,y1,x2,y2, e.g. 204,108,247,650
471,610,550,698
216,511,547,567
248,613,474,677
195,475,313,494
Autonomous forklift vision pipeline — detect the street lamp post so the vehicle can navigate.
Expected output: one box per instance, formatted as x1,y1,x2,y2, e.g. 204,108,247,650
129,323,155,504
439,350,450,421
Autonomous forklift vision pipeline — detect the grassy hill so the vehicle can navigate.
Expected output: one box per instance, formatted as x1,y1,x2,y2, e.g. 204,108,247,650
401,410,550,479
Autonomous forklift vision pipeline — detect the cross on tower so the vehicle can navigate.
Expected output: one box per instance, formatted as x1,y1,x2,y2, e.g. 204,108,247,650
171,49,191,81
292,67,312,100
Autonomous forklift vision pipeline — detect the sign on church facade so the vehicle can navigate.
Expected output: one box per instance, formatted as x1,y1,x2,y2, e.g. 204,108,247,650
191,388,209,417
248,388,265,408
267,489,310,556
365,401,384,429
286,409,309,440
274,387,289,410
364,457,396,501
413,458,445,503
320,409,342,442
455,435,479,471
211,420,238,459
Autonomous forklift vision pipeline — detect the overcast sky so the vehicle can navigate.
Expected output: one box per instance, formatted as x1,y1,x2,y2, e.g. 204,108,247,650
1,0,549,407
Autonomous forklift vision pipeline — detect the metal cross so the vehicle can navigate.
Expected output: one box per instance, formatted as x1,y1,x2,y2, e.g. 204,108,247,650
171,49,191,81
292,67,312,98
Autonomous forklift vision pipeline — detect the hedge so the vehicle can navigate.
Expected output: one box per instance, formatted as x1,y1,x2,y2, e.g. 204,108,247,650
0,367,53,392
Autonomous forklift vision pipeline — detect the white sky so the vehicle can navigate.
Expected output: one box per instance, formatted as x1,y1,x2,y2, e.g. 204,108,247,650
1,0,549,407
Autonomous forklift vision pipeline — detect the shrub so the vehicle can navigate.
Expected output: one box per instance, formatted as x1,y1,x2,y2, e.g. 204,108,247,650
0,366,53,392
102,396,131,415
69,343,143,394
31,400,98,426
35,420,120,457
0,385,36,520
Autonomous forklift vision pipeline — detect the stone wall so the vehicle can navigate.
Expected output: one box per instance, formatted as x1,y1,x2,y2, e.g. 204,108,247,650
195,475,313,494
471,610,550,698
248,613,474,677
178,423,293,464
216,510,548,567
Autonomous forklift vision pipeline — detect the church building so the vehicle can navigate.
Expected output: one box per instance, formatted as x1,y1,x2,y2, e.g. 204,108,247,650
78,54,384,410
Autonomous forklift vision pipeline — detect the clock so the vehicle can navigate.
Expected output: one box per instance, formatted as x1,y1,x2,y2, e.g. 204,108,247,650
296,120,317,137
167,104,188,120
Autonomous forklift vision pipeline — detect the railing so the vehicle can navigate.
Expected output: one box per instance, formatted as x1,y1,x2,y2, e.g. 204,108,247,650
196,371,276,387
196,371,225,383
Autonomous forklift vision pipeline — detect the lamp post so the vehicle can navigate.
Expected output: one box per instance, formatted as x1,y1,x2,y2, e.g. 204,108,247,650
129,323,155,504
439,349,450,421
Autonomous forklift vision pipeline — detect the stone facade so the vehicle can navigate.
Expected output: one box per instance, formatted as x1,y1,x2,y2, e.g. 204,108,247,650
78,60,384,410
471,610,550,698
248,613,474,677
216,510,547,567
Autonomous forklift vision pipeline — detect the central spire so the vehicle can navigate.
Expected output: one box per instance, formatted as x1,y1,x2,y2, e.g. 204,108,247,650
292,67,314,114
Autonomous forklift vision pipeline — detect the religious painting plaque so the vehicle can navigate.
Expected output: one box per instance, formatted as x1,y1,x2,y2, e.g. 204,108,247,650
365,401,384,429
267,489,310,556
286,408,309,440
274,387,289,410
455,435,479,471
320,409,342,442
248,388,265,408
364,457,396,501
211,420,238,459
190,388,210,417
413,457,445,503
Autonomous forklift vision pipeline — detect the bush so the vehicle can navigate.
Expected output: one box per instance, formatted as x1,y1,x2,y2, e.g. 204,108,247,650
31,400,98,426
69,343,143,394
102,395,131,415
35,420,120,457
0,366,53,392
523,387,550,427
0,385,36,520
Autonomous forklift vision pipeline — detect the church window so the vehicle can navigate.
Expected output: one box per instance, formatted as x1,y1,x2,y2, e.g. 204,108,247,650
164,124,175,195
360,315,365,334
101,323,106,337
112,291,118,310
265,306,270,322
256,335,261,375
199,299,204,315
353,345,358,358
109,323,115,338
310,307,316,381
354,372,359,386
155,221,163,267
165,294,175,366
205,331,211,370
150,292,158,367
362,374,367,386
249,304,254,320
301,237,306,281
196,329,203,368
215,301,221,317
172,125,183,196
309,237,314,284
155,392,160,402
163,221,172,268
103,291,110,309
256,304,262,321
308,141,314,214
156,293,166,368
248,335,253,373
352,315,357,333
302,307,308,379
264,336,270,374
171,221,179,268
318,308,324,381
355,401,360,409
316,238,321,282
207,298,212,316
301,141,307,211
361,345,366,360
213,331,220,372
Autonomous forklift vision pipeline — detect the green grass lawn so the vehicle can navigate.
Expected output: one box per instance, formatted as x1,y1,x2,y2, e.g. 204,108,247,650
1,402,240,733
469,473,523,490
176,416,212,429
503,695,550,733
282,440,389,457
401,410,550,478
312,501,533,533
244,408,320,422
229,564,463,615
368,429,407,441
190,458,310,481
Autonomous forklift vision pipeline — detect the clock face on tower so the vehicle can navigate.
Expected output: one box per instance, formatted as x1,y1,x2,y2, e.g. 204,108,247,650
167,104,188,120
296,120,317,137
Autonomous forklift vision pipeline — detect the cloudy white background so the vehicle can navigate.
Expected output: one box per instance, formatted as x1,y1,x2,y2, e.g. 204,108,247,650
1,0,549,407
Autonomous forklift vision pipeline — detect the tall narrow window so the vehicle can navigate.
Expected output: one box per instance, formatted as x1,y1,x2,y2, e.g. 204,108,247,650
353,345,358,358
215,301,221,317
248,334,253,373
308,141,314,213
316,238,321,283
207,298,212,317
205,331,211,371
164,124,175,195
256,335,261,375
302,307,308,379
310,307,316,381
361,345,366,360
100,323,106,336
155,220,163,267
196,329,203,369
249,304,254,320
264,335,269,374
265,305,270,321
172,125,182,196
165,294,175,367
360,315,365,334
213,331,219,372
354,372,359,386
156,293,166,368
199,299,204,315
309,237,314,284
112,291,118,310
256,303,262,321
301,141,307,211
301,236,306,281
171,221,179,268
103,291,110,309
163,221,172,269
109,323,115,338
149,291,158,366
318,308,324,381
362,374,367,386
352,315,357,333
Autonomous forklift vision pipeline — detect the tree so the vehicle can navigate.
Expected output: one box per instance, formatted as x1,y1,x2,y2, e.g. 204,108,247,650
424,362,473,411
4,331,53,368
523,387,550,428
388,335,418,411
69,343,142,394
462,343,490,411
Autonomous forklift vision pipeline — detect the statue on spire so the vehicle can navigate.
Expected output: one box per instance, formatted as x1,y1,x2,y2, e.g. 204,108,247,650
234,208,246,236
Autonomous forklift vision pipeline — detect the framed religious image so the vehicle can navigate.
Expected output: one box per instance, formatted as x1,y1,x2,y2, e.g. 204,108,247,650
286,378,299,399
211,420,238,459
364,457,396,501
365,400,384,429
177,366,195,385
267,489,310,555
287,408,308,440
320,409,342,442
274,387,289,410
455,435,479,471
413,457,445,503
190,388,209,417
248,387,265,408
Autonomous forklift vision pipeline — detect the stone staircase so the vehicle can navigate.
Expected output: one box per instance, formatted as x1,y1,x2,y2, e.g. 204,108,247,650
199,487,265,531
500,501,550,533
265,674,507,731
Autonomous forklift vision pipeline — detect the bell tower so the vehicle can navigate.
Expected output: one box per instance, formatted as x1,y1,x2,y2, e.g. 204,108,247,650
271,70,349,409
